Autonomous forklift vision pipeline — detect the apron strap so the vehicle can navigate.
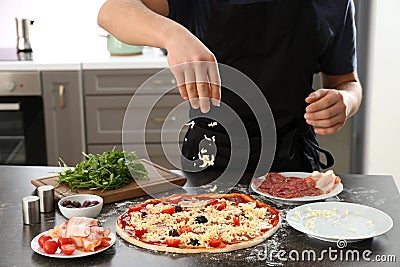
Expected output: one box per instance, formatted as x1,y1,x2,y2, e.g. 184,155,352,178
277,124,335,171
277,127,298,161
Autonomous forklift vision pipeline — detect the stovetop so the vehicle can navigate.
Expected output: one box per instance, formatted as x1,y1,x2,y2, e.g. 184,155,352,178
0,48,32,61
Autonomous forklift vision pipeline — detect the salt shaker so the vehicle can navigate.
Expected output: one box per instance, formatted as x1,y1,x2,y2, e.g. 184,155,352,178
22,196,40,224
37,185,55,213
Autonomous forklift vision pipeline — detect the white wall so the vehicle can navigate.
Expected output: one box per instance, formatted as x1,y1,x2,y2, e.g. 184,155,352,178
0,0,22,48
0,0,106,55
364,0,400,190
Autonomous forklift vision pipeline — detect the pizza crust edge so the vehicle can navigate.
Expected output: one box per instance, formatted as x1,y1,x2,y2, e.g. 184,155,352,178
116,218,280,253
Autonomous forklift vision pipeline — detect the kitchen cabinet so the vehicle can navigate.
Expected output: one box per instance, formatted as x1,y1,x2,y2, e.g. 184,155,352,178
83,69,185,169
42,71,85,166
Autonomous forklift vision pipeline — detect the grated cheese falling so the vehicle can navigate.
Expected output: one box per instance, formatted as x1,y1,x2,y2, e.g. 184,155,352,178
204,135,212,141
185,121,195,129
199,154,215,168
194,134,216,168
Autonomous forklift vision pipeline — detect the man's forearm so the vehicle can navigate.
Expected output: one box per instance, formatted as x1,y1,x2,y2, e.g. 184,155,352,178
336,80,362,117
98,0,180,49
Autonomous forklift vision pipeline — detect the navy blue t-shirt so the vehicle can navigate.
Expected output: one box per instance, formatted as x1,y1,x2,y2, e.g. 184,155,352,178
167,0,357,75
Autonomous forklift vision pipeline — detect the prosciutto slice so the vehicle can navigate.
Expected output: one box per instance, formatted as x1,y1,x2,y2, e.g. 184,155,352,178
48,217,111,252
65,217,98,237
311,170,341,194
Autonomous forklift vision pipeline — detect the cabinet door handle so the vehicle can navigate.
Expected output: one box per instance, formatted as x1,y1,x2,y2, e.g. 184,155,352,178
58,85,65,109
0,103,20,111
151,116,176,123
152,79,163,84
152,79,176,85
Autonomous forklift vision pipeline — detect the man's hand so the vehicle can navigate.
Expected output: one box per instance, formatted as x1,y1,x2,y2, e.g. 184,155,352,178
98,0,221,113
166,27,221,113
305,89,348,135
305,72,362,135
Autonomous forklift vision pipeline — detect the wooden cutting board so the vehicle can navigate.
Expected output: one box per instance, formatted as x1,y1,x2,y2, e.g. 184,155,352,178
31,159,186,204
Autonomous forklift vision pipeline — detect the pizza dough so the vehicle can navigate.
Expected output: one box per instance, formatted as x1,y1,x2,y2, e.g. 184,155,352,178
116,193,280,253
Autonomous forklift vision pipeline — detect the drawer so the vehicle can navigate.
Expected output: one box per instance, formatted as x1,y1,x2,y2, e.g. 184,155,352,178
87,143,183,170
85,95,188,144
83,69,178,95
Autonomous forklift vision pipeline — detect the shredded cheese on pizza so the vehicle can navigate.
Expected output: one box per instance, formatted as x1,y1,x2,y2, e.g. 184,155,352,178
117,194,279,251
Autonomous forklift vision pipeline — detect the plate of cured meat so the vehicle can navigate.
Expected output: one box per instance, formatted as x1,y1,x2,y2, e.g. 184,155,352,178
250,170,343,202
31,217,115,258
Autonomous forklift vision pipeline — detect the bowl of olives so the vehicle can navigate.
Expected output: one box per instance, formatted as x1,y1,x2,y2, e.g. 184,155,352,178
58,194,103,219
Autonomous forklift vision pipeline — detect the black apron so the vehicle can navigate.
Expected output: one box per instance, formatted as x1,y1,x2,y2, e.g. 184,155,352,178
181,0,334,173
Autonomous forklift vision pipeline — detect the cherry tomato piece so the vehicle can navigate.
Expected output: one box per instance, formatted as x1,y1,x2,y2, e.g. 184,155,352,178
43,240,59,254
162,206,176,215
208,237,223,248
57,237,73,247
61,244,76,255
166,238,180,247
134,228,147,237
233,216,241,226
178,225,193,235
176,217,189,223
128,206,142,212
213,201,226,211
100,240,111,247
38,235,52,248
206,199,218,206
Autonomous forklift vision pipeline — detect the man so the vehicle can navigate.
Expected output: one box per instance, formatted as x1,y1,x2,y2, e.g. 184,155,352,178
98,0,362,172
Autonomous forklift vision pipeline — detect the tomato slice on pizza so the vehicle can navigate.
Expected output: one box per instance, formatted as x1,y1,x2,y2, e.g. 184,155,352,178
116,193,280,253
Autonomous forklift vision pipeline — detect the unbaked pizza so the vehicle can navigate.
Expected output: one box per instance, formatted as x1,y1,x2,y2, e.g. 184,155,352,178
116,193,280,253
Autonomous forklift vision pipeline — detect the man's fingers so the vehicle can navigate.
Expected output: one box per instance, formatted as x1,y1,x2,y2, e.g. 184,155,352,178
170,65,188,100
305,101,346,135
197,83,210,113
305,90,340,113
195,63,211,113
176,73,188,100
170,61,220,112
305,89,329,104
210,83,221,107
184,70,199,109
314,123,344,135
207,62,221,106
306,112,345,128
305,101,344,121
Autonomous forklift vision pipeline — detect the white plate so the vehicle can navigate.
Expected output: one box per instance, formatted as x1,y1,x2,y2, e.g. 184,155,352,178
286,202,393,242
31,231,116,258
250,172,343,203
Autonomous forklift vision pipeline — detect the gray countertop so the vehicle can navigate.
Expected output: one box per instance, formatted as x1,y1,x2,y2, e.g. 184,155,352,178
0,165,398,267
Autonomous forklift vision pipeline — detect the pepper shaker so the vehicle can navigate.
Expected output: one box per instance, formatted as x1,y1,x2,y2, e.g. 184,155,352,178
22,196,40,224
37,185,55,213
